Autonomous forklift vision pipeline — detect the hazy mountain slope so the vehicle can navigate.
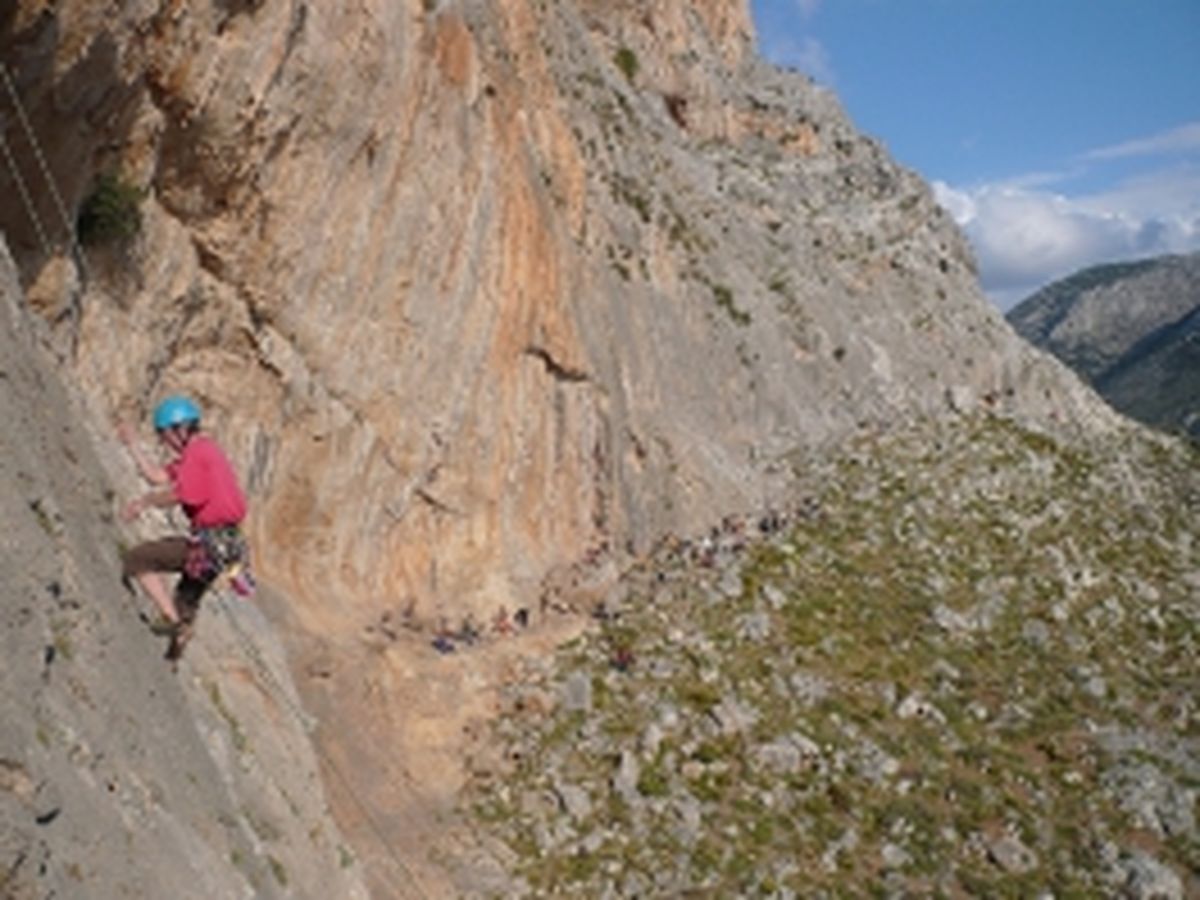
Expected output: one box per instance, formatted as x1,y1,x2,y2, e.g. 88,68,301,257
1008,252,1200,436
1006,258,1165,376
0,240,368,900
1096,305,1200,438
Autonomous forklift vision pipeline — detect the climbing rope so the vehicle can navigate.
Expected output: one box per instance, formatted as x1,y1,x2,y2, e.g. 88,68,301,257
209,588,434,900
0,62,84,266
0,37,500,900
210,589,316,734
0,123,52,258
0,60,87,349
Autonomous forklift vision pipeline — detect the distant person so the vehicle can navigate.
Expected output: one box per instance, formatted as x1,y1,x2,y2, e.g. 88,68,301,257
119,395,251,661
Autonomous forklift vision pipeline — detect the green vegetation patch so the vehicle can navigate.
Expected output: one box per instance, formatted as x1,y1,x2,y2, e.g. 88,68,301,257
77,171,143,246
613,47,638,82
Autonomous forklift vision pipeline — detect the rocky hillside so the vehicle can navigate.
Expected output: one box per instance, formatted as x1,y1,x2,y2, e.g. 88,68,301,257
1007,252,1200,438
0,241,368,898
466,416,1199,898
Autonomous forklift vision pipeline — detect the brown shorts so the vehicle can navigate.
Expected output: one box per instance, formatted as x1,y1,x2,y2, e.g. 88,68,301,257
122,537,210,619
123,537,190,577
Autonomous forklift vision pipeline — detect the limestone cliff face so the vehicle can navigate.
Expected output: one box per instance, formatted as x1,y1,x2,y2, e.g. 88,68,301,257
2,0,1112,635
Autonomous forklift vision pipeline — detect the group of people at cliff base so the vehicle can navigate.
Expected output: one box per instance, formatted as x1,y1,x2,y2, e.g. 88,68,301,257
119,395,252,663
431,605,531,654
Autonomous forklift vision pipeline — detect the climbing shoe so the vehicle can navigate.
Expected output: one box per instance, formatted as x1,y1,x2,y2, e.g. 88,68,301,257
165,621,194,662
147,616,183,637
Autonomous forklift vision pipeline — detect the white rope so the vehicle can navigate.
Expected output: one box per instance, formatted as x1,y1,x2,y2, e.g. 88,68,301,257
0,43,440,900
0,62,83,268
0,123,53,257
0,61,91,354
212,589,317,734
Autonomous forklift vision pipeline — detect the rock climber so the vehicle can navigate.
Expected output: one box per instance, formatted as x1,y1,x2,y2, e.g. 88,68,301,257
118,395,250,661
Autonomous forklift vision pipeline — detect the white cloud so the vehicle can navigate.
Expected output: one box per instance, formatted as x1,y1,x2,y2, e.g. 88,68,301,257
934,167,1200,310
794,0,822,18
930,122,1200,308
1077,163,1200,222
1084,121,1200,161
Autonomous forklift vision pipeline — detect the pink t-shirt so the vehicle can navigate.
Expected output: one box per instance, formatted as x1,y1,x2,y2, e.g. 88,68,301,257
167,434,247,528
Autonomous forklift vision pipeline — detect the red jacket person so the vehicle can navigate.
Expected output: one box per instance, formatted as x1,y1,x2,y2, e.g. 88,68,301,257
120,395,250,660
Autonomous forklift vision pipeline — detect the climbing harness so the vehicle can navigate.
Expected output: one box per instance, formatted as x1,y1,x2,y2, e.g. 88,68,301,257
184,525,249,583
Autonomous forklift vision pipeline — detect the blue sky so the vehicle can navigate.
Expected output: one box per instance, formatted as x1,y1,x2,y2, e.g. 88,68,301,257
749,0,1200,309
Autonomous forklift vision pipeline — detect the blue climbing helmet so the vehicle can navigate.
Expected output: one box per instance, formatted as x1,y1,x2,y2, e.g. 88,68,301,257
152,395,202,431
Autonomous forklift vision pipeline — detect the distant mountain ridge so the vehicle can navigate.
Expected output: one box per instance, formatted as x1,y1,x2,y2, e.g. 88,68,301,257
1007,252,1200,437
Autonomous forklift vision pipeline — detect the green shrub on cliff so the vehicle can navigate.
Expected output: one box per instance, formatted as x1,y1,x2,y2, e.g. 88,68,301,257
77,172,143,247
